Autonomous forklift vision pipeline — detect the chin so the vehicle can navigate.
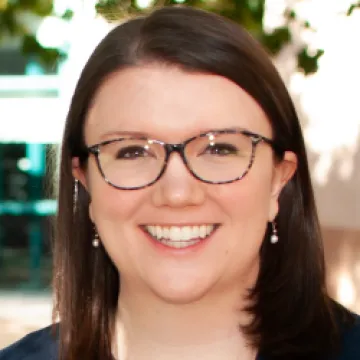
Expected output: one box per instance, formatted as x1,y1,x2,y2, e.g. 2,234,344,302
154,290,208,305
149,282,212,305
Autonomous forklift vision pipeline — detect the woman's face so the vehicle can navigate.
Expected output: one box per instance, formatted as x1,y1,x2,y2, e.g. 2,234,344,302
74,65,296,304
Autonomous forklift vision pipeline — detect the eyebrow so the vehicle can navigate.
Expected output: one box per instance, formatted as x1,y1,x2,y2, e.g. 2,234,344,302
99,130,151,140
98,127,247,141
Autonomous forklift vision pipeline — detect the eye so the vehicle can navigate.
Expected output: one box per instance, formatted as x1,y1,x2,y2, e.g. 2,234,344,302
202,143,239,156
116,145,154,159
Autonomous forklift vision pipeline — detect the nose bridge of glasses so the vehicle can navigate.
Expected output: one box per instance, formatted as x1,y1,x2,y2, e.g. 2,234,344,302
163,142,191,171
165,143,185,159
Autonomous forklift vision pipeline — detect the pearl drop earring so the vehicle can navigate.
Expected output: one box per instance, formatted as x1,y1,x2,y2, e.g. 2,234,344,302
270,221,279,244
93,227,100,248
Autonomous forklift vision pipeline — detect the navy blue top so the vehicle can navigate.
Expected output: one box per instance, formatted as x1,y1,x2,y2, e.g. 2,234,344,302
1,316,360,359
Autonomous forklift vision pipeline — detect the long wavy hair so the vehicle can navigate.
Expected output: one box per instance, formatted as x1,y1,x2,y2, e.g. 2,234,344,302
53,6,353,360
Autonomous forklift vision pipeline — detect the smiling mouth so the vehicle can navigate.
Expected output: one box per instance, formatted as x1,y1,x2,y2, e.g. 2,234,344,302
142,224,220,249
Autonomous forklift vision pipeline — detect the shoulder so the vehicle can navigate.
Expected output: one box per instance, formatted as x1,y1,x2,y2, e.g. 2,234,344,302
337,313,360,359
256,310,360,360
0,325,58,360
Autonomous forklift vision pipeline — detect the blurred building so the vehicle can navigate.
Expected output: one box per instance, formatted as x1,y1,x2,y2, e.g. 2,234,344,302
0,0,111,290
0,49,58,289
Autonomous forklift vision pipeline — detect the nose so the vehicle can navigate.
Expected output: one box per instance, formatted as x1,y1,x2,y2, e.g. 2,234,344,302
151,152,206,208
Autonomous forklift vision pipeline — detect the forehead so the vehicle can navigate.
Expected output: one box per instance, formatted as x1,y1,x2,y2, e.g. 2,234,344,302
85,65,272,144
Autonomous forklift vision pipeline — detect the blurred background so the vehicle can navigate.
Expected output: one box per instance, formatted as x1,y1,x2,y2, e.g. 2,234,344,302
0,0,359,348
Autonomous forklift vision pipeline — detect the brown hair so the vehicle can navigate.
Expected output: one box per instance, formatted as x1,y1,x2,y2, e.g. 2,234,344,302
53,6,353,360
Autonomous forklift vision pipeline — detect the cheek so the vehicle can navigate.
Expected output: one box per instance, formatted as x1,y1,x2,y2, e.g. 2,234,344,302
200,178,273,288
211,171,273,259
86,161,145,225
87,167,148,273
213,174,273,223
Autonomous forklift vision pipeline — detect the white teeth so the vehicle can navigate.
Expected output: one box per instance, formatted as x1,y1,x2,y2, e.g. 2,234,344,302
144,224,216,247
199,225,206,239
183,226,192,241
147,226,156,237
162,227,170,239
162,239,200,249
155,225,162,239
170,227,181,241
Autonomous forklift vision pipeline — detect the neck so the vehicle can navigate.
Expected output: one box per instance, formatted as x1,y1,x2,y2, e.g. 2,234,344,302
114,284,257,360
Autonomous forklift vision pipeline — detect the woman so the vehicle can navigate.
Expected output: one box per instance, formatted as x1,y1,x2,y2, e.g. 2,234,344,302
1,5,359,360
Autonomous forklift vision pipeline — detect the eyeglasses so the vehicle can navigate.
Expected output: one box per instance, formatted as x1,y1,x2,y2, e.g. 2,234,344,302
86,128,283,190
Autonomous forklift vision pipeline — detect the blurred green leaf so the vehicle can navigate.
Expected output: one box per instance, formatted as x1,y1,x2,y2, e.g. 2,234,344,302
22,34,66,73
347,2,360,16
0,1,65,73
297,47,324,75
260,27,291,55
61,9,74,21
9,0,52,16
1,0,360,74
0,4,22,37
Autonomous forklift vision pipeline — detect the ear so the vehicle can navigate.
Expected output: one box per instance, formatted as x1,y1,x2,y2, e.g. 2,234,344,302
268,151,297,221
72,157,95,222
72,157,88,190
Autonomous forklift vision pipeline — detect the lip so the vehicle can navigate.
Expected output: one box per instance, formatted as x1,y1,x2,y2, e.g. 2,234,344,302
139,224,221,255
